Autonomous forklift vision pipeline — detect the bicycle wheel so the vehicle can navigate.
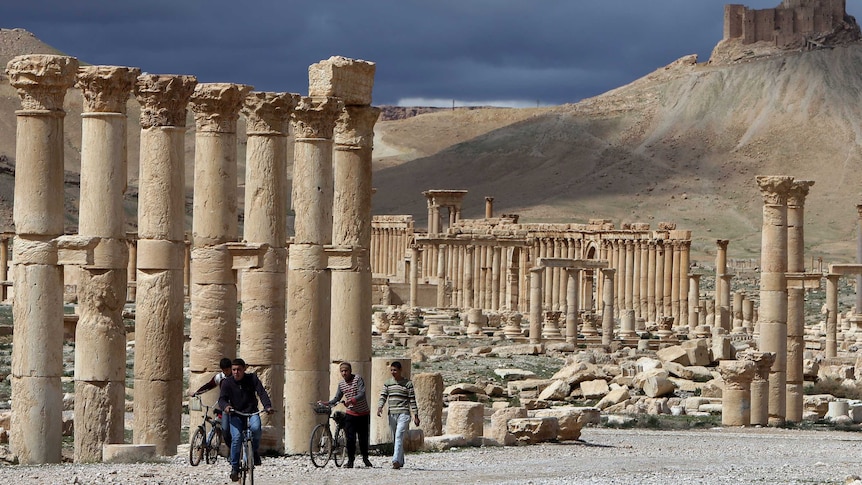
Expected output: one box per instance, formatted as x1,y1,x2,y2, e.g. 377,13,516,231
333,426,347,467
189,427,205,466
205,425,223,464
244,438,255,485
309,424,332,468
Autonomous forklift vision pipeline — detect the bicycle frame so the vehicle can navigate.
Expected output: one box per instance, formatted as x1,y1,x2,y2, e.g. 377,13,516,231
230,409,266,485
189,397,225,466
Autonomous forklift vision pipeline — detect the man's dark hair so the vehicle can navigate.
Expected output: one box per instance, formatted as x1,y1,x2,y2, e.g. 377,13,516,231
339,362,352,371
219,358,232,369
233,358,247,367
389,361,402,370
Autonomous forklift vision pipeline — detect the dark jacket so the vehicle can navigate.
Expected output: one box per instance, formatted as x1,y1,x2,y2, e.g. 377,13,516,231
217,372,272,414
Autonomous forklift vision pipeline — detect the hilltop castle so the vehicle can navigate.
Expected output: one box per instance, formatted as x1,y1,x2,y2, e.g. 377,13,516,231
723,0,859,48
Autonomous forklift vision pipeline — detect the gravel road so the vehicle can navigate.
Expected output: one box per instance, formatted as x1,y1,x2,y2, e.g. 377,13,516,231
0,426,860,485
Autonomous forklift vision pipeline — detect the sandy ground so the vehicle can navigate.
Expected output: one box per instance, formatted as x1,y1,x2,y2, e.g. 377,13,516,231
1,426,861,485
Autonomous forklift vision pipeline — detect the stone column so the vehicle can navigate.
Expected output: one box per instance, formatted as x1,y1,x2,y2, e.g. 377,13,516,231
623,240,634,311
529,267,544,344
7,54,78,464
619,309,636,338
720,274,734,331
632,240,641,318
465,245,475,308
671,241,681,324
601,268,616,346
663,240,673,317
755,175,793,426
743,298,755,332
715,239,729,313
857,203,862,318
409,245,420,307
413,372,444,437
786,180,813,423
127,237,138,302
240,91,296,452
485,196,494,219
285,96,341,453
688,273,701,331
188,82,252,423
718,360,755,426
133,73,197,455
647,240,657,322
655,243,665,318
437,244,448,307
678,240,690,328
639,240,649,320
74,65,139,462
742,351,775,426
826,274,840,358
0,236,8,301
565,268,580,344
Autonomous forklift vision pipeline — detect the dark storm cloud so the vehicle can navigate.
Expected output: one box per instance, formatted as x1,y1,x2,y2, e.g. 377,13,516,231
2,1,859,106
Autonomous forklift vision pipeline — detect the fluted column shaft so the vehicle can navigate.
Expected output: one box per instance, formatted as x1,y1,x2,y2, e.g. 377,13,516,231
133,73,198,455
7,54,79,464
74,65,139,462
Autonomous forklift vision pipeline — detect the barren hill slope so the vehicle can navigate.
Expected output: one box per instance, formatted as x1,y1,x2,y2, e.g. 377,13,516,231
371,45,862,262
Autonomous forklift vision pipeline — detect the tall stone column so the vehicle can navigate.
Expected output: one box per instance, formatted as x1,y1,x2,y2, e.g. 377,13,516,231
755,175,793,426
74,65,139,462
188,82,252,424
718,360,755,426
133,73,197,455
0,236,8,301
632,240,641,318
671,241,681,325
529,267,544,344
826,274,840,358
465,245,475,308
679,240,690,327
786,180,813,423
7,54,78,464
715,239,729,310
285,95,341,453
565,268,581,344
624,240,634,311
742,351,775,426
241,91,297,452
688,273,701,331
647,240,657,322
612,240,622,314
437,244,448,307
732,291,745,333
857,203,862,318
127,236,138,302
409,245,420,307
601,268,616,346
485,196,494,219
491,246,501,311
655,243,665,318
663,240,673,318
639,240,649,320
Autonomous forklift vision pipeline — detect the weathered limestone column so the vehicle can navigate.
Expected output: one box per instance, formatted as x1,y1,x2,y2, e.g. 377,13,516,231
437,244,448,307
671,241,681,324
742,351,775,426
601,268,616,346
756,175,793,426
612,240,622,314
663,240,673,317
632,240,641,318
529,267,544,344
857,203,862,320
409,245,420,307
719,274,734,331
7,54,78,464
619,309,636,338
743,298,755,332
647,240,657,322
565,268,580,344
655,243,665,318
678,240,690,328
718,360,755,426
491,246,501,311
285,95,341,453
0,236,9,301
188,82,252,421
241,91,297,452
715,239,729,313
639,240,649,320
127,236,138,302
413,372,443,437
133,73,197,455
731,291,745,333
826,273,840,358
465,245,475,308
688,273,701,331
623,240,634,311
74,65,139,462
485,196,494,219
785,180,812,423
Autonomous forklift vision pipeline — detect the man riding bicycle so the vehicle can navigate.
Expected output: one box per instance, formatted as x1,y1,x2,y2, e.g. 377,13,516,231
218,358,274,482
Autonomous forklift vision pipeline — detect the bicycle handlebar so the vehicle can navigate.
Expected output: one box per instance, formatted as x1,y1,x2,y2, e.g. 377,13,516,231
227,409,270,417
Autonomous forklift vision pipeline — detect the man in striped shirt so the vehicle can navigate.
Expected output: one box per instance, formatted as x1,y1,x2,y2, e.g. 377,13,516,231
324,362,373,468
376,361,420,469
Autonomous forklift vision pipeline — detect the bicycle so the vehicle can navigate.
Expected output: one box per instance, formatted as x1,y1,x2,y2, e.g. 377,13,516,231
230,409,267,485
188,396,225,466
309,402,347,468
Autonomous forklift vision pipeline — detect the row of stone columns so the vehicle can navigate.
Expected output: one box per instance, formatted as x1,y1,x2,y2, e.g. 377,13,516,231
371,222,411,277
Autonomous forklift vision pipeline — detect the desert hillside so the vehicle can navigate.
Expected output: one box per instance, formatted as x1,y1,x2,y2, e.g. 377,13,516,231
2,28,862,263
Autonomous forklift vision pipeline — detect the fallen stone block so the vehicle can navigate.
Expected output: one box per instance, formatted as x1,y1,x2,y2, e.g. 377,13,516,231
533,406,598,441
445,402,484,440
102,444,157,463
596,387,631,410
579,379,610,399
421,434,470,451
538,380,571,401
489,407,528,446
494,368,536,381
507,417,559,445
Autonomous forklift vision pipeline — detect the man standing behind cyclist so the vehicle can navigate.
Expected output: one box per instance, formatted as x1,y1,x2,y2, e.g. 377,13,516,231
218,358,274,482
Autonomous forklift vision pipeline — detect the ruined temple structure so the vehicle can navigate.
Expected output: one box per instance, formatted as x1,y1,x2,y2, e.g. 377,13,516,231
723,0,861,49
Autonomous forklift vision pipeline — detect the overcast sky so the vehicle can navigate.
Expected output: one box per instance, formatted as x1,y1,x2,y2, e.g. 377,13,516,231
2,1,860,107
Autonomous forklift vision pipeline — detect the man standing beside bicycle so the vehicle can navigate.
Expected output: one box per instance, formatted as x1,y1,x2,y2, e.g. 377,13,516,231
320,362,374,468
218,358,274,482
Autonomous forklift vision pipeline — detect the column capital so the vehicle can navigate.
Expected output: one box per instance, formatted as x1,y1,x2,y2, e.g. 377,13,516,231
787,180,815,208
755,175,794,205
485,196,494,203
334,105,380,148
716,239,729,250
190,83,253,133
717,360,755,388
739,351,775,380
134,74,198,128
6,54,79,111
601,268,616,277
242,91,299,135
76,65,140,113
292,96,342,139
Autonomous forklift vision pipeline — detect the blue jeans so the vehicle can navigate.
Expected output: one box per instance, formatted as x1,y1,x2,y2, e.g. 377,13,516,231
388,413,411,466
227,413,261,472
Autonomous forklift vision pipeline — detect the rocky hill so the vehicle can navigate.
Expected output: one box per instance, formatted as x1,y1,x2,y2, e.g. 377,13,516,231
3,29,862,263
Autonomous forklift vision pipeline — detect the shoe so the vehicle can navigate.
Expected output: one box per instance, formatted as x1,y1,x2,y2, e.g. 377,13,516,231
229,470,240,482
345,460,354,468
254,452,261,466
392,461,402,469
363,458,373,468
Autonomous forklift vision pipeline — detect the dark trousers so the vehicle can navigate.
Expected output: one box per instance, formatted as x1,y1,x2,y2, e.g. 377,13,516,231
344,413,370,461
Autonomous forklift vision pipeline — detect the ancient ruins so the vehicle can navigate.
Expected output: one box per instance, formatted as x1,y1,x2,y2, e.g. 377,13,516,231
4,0,862,469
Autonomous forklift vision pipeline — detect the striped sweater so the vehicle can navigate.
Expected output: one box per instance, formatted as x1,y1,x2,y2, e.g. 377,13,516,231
377,378,418,416
328,375,370,416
